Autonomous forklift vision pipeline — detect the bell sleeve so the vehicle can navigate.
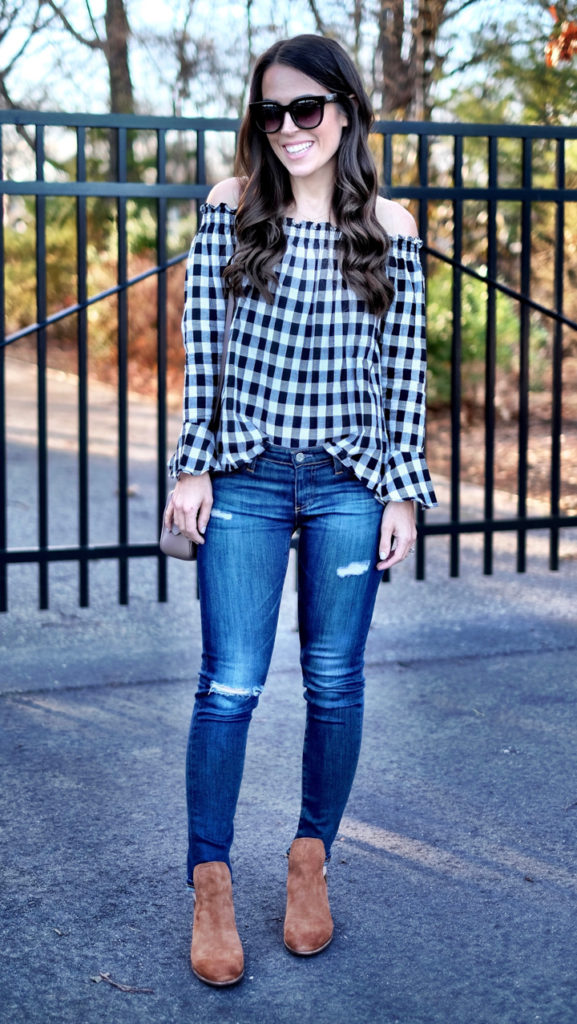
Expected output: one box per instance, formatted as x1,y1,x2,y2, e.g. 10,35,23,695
380,238,437,508
168,204,235,478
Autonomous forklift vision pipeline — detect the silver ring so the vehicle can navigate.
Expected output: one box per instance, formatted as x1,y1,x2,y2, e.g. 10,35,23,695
409,546,415,553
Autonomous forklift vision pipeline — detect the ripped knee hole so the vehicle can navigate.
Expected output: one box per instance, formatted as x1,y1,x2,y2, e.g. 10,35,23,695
336,560,370,578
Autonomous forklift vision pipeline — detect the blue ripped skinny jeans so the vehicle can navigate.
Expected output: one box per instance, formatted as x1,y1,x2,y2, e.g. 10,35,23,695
186,444,384,883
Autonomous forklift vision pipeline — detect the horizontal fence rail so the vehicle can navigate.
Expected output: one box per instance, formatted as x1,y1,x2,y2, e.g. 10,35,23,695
1,110,577,610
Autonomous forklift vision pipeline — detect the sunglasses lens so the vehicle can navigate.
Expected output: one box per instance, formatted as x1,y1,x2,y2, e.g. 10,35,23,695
293,99,323,129
255,105,283,133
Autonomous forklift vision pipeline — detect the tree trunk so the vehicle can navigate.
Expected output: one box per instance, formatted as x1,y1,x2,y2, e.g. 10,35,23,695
375,0,448,118
104,0,134,114
414,0,447,120
376,0,415,116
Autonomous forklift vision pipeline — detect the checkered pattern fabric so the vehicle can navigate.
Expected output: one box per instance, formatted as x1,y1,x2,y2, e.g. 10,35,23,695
169,204,437,508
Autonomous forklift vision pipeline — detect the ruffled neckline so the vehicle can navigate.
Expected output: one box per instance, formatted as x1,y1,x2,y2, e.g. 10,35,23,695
200,202,422,247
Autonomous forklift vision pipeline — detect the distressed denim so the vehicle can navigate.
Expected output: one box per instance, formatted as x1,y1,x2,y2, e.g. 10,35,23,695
186,445,384,882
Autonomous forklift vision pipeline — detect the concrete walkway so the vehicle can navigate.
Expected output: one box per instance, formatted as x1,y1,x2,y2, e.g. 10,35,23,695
1,354,577,1023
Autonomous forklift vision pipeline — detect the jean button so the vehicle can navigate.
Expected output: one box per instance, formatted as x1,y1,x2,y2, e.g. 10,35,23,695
295,452,305,463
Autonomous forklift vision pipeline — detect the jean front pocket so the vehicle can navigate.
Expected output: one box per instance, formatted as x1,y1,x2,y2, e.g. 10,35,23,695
332,457,360,481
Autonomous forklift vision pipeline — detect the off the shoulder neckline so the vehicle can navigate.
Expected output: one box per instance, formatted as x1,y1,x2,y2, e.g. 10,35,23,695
201,202,422,245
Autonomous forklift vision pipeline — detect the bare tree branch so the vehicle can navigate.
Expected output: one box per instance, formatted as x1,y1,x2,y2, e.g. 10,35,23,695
0,2,21,43
44,0,102,50
84,0,103,43
0,72,20,108
2,24,42,75
307,0,329,36
0,1,55,109
0,74,37,153
441,0,486,25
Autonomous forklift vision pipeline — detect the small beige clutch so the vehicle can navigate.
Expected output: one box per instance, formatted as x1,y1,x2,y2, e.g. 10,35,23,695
159,492,197,560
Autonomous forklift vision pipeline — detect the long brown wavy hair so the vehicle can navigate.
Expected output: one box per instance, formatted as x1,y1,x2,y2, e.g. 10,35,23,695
222,35,394,317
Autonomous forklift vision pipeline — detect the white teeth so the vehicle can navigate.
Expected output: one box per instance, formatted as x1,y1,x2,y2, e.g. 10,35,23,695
285,142,312,154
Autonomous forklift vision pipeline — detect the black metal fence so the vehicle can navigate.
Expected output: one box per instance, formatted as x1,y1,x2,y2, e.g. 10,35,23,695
1,110,576,611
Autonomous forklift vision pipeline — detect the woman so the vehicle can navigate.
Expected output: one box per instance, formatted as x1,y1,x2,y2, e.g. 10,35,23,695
166,34,437,986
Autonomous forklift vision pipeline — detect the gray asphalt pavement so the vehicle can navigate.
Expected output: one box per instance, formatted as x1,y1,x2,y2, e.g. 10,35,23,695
1,354,577,1024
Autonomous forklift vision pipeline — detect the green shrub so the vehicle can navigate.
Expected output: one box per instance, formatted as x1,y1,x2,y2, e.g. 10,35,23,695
426,260,548,410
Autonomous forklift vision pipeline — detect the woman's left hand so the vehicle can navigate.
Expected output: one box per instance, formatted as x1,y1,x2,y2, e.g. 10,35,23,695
376,500,417,571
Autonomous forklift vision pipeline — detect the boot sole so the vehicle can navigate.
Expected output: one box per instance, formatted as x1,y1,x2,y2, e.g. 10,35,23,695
284,931,334,957
192,965,245,987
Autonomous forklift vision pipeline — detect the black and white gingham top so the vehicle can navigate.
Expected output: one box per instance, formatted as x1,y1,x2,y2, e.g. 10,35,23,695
169,203,437,508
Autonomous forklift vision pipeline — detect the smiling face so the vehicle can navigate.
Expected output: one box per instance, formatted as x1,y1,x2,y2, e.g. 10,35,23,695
260,63,348,189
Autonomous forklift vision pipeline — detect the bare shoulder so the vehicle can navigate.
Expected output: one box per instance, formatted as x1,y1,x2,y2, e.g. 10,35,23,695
206,177,242,208
376,196,418,238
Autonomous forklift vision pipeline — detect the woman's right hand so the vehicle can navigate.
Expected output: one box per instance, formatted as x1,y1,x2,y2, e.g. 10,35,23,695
164,472,213,545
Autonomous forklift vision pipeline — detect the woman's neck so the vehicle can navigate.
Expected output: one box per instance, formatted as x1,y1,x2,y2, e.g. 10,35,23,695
285,177,336,226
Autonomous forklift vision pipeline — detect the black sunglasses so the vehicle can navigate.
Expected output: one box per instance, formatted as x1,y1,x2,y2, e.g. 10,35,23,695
250,93,342,134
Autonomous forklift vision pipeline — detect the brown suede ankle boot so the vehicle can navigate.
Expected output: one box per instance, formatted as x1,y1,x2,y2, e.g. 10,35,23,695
284,837,334,956
190,862,244,986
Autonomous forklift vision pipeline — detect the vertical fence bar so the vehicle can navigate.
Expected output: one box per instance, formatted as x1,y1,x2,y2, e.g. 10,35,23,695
416,131,429,581
450,135,463,578
484,135,498,575
550,138,564,571
196,127,206,220
380,129,398,581
76,126,90,606
194,124,207,600
35,125,49,608
517,137,532,572
383,132,393,190
156,128,168,603
0,126,6,611
117,127,129,603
